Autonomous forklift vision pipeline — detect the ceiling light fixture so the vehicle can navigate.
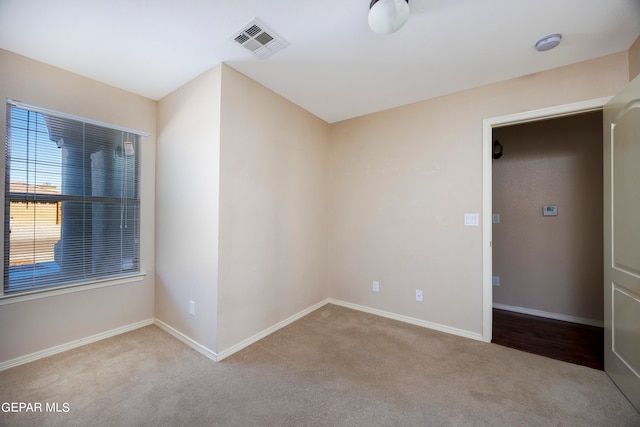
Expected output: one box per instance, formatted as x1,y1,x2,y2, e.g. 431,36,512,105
368,0,410,35
535,33,562,52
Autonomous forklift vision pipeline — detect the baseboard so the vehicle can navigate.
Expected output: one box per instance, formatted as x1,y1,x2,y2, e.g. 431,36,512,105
0,318,154,371
153,319,218,362
216,298,331,361
175,298,483,361
492,303,604,328
0,298,483,371
328,299,484,342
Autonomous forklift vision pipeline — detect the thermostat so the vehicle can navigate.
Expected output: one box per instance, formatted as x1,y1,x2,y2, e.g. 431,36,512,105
543,205,558,216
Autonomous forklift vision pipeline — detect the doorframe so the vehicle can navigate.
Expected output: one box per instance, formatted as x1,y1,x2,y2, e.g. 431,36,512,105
481,96,612,342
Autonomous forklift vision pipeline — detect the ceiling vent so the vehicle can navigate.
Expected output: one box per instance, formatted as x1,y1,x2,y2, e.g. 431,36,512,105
231,19,288,59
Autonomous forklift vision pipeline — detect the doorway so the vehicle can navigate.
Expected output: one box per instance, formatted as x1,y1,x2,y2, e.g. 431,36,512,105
481,97,612,350
489,111,604,369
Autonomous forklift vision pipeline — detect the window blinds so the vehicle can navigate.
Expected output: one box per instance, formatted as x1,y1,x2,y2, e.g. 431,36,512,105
4,102,143,294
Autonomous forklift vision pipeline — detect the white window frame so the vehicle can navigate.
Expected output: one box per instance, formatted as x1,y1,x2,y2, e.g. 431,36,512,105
2,99,149,299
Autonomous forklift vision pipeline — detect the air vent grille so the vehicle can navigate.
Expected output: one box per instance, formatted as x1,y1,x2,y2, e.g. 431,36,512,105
245,25,262,37
234,34,250,44
255,32,274,45
231,19,288,59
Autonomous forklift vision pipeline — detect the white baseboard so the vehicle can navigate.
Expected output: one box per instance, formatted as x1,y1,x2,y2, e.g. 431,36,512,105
153,319,218,362
0,298,489,372
492,303,604,327
0,318,154,371
156,299,332,363
216,298,331,361
161,297,483,362
328,299,484,342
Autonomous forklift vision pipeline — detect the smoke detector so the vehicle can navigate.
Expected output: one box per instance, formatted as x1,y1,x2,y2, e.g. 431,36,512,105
535,34,562,52
231,19,288,59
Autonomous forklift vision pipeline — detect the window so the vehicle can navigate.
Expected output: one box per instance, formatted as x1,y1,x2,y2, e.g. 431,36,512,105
4,101,144,295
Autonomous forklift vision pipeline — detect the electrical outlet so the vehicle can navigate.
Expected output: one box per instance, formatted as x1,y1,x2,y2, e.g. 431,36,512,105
415,290,423,302
189,300,195,316
372,281,380,292
492,276,500,287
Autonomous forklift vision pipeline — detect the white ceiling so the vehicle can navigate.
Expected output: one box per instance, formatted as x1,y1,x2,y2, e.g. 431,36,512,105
1,0,639,123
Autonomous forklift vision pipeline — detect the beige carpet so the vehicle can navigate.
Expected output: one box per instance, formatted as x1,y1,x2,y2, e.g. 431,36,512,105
1,304,638,426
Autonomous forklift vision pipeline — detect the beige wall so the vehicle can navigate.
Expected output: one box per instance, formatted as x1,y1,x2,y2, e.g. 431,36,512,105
0,49,156,363
217,65,330,353
156,66,222,353
630,36,640,81
1,42,636,363
156,64,329,356
492,111,603,321
328,52,628,336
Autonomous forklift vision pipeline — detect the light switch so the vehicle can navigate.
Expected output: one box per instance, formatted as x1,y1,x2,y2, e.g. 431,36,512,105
492,214,500,224
464,213,480,226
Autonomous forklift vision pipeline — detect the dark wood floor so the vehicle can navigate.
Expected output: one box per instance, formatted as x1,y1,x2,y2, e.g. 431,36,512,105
492,309,604,370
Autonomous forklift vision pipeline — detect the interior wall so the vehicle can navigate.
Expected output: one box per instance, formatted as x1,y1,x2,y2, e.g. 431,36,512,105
217,65,329,353
0,49,156,364
492,111,604,322
0,42,636,364
328,52,628,336
156,66,221,353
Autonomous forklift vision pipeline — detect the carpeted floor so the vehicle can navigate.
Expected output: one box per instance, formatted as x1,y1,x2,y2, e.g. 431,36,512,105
1,304,638,426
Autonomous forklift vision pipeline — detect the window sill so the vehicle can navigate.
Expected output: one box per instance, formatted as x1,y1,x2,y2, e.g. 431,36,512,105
0,273,147,306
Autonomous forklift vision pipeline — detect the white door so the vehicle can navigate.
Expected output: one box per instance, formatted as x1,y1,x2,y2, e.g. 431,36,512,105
604,74,640,412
